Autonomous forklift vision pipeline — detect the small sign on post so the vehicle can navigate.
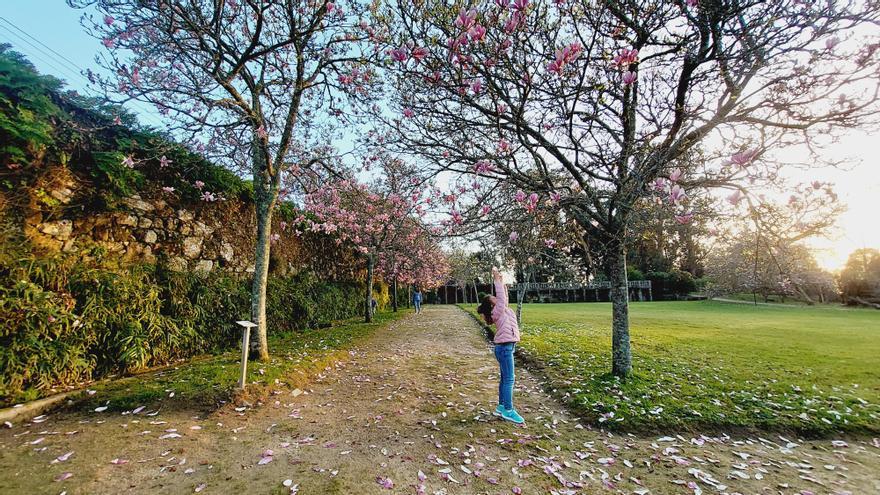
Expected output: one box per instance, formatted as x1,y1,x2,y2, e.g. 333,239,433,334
235,320,258,390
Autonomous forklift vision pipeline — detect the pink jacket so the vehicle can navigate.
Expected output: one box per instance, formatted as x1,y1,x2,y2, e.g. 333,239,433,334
491,281,521,344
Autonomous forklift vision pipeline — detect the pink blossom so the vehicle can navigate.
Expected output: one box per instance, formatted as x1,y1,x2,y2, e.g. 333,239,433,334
451,209,464,225
515,190,526,202
622,71,637,85
103,14,114,25
509,231,519,242
256,125,268,139
102,37,116,48
403,108,415,118
194,180,205,190
471,78,483,94
528,192,539,204
726,190,745,205
121,155,135,168
550,192,561,203
390,48,409,63
686,0,698,7
474,160,494,173
668,184,686,205
162,186,175,193
159,155,172,168
547,59,564,75
675,211,694,224
455,8,477,30
411,46,429,62
544,238,556,248
504,12,523,32
668,168,683,182
825,37,840,50
729,149,758,167
469,24,487,42
480,204,491,216
113,115,122,125
512,0,529,11
498,139,511,153
613,48,639,67
652,178,668,192
548,42,583,75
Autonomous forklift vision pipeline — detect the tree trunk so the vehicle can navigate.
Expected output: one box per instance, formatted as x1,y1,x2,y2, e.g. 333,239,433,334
407,285,411,308
250,148,279,362
365,253,374,323
608,244,632,378
473,280,479,303
516,283,525,325
392,278,399,312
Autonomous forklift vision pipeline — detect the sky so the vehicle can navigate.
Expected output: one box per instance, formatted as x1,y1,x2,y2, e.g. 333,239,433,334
2,1,878,271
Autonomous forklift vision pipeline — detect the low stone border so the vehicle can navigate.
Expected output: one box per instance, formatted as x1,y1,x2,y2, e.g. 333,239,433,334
0,391,77,425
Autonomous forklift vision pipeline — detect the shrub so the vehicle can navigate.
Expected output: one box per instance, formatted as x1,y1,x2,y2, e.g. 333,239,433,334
627,267,646,281
646,270,697,299
0,249,366,405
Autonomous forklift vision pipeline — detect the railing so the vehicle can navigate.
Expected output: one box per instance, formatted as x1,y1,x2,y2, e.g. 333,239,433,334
513,280,651,290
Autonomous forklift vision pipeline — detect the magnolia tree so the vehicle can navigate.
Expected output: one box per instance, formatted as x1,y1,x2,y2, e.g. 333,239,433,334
378,0,880,376
70,0,383,359
387,229,450,299
305,162,447,321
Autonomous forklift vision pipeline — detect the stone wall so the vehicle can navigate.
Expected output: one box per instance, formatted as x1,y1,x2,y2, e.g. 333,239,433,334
21,181,316,276
9,162,362,280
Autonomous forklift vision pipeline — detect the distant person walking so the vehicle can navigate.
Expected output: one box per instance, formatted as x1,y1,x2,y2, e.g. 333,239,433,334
370,296,378,317
413,289,423,314
476,267,524,424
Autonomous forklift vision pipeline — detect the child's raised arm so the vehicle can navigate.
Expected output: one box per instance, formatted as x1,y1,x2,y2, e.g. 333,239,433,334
492,267,507,305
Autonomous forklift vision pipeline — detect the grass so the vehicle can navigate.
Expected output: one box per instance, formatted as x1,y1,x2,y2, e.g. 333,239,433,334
462,301,880,435
72,310,409,413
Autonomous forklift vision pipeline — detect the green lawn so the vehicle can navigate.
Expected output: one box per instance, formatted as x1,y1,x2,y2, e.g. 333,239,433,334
72,310,409,413
463,301,880,434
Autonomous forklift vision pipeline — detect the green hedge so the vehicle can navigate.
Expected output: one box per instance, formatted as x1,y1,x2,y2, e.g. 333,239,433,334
0,249,366,405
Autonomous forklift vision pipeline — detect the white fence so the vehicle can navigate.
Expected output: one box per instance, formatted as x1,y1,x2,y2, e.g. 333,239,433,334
512,281,652,291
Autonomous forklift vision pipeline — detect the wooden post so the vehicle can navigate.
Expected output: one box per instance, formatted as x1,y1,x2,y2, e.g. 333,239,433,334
236,321,257,389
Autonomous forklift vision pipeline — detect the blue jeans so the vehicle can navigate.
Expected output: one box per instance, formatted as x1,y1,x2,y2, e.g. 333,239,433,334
414,300,421,313
494,342,516,410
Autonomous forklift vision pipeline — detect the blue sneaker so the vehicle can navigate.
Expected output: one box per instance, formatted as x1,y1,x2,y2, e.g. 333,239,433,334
501,408,525,424
492,405,505,417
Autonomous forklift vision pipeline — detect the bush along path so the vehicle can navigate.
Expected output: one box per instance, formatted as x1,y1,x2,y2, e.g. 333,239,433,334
1,306,878,494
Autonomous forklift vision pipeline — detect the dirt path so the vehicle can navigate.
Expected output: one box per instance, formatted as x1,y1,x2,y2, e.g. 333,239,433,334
1,306,878,494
